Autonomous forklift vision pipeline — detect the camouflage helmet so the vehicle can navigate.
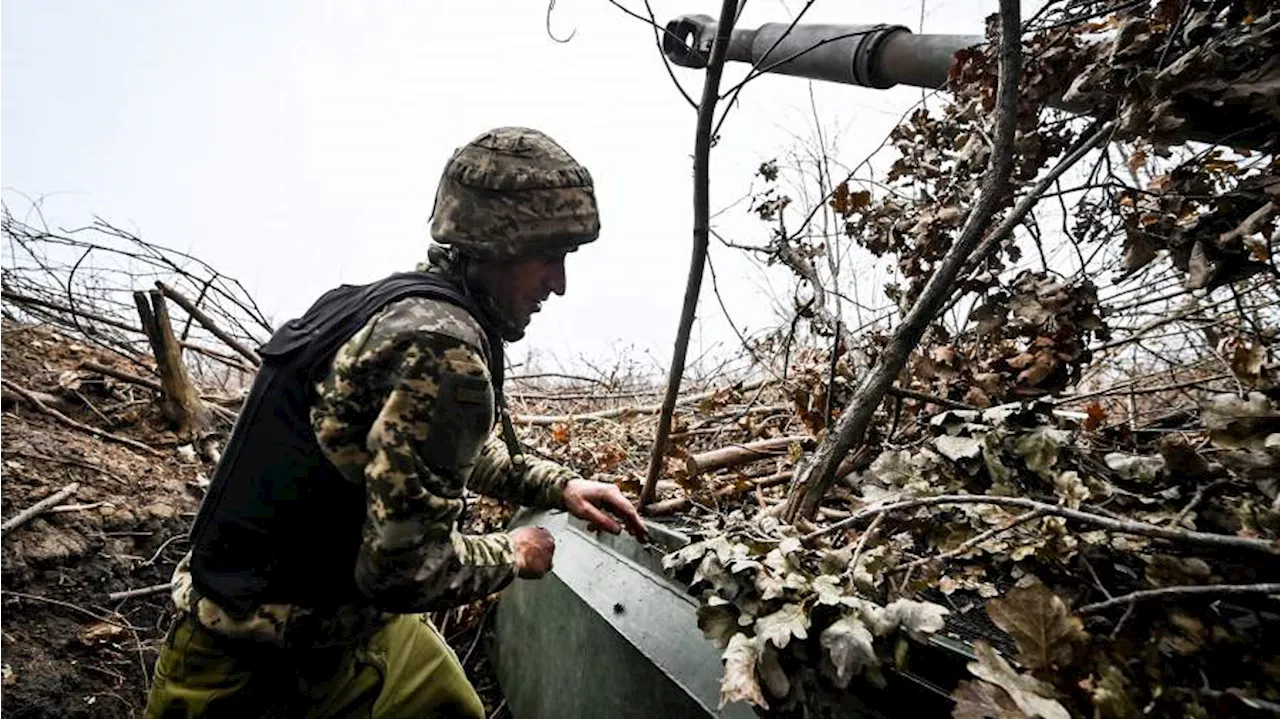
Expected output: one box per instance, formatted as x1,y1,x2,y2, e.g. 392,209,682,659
429,127,600,260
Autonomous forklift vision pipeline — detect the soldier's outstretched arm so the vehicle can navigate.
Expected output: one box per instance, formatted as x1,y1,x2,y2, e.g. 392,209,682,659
312,302,520,612
471,435,646,540
467,434,573,510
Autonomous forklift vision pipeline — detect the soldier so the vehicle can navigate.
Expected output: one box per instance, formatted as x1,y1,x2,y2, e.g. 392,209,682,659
144,127,647,718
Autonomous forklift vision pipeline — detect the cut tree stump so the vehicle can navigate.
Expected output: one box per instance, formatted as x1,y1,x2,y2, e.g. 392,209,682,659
134,290,208,439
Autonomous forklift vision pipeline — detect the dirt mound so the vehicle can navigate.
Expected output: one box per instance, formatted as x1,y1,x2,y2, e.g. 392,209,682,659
0,321,513,717
1,321,205,717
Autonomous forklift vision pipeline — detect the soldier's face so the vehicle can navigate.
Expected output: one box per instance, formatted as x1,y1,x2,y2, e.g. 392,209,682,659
478,251,568,334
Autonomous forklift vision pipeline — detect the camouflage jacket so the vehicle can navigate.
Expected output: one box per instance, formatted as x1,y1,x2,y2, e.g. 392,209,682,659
170,293,577,647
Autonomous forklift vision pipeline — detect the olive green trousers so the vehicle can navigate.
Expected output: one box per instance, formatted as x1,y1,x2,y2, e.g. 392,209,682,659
143,613,485,718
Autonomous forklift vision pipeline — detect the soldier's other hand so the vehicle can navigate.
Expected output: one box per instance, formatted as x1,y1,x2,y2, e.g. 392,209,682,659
562,479,648,541
511,526,555,579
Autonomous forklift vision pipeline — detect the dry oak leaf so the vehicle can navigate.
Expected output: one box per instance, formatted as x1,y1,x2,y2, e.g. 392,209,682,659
755,602,810,650
885,598,949,642
830,181,872,216
79,621,127,646
719,632,767,709
985,583,1086,671
951,679,1028,719
820,614,878,689
550,422,571,445
967,641,1070,719
1083,402,1106,432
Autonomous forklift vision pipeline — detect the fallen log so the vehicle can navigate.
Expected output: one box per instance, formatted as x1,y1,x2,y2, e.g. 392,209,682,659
1,483,80,535
685,435,812,476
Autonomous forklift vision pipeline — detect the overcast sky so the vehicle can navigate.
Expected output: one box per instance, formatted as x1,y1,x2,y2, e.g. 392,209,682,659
4,0,1027,377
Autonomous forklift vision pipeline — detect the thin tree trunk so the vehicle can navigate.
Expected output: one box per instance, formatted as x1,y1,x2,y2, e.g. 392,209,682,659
640,0,741,508
782,0,1025,520
134,290,207,438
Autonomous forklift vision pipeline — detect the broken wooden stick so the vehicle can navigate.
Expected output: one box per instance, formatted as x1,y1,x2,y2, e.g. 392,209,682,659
135,290,209,438
46,502,108,514
2,288,253,371
645,445,876,518
1,589,147,631
181,341,257,373
80,360,163,392
108,582,174,602
887,386,975,411
0,384,78,414
803,494,1280,555
1,379,162,455
763,496,851,520
685,435,812,477
156,281,261,366
515,403,664,426
1078,583,1280,614
1,483,80,535
80,361,241,423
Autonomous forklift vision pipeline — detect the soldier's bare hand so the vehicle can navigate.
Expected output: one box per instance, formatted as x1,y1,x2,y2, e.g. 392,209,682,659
511,526,556,579
562,479,648,541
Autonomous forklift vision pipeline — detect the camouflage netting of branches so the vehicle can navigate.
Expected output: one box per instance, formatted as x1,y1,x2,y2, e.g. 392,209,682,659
645,0,1280,716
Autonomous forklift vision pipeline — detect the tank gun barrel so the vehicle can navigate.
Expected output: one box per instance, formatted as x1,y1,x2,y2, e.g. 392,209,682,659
662,14,1276,152
663,14,980,91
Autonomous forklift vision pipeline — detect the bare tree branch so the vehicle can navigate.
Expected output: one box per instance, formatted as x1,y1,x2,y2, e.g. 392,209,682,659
641,0,741,509
888,509,1045,574
155,281,261,366
1079,583,1280,614
803,494,1280,556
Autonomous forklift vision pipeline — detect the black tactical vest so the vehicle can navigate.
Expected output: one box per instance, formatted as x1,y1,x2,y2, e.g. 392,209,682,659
187,270,505,618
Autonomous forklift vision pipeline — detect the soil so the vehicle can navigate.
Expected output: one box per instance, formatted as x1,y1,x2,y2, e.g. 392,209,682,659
0,321,509,718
